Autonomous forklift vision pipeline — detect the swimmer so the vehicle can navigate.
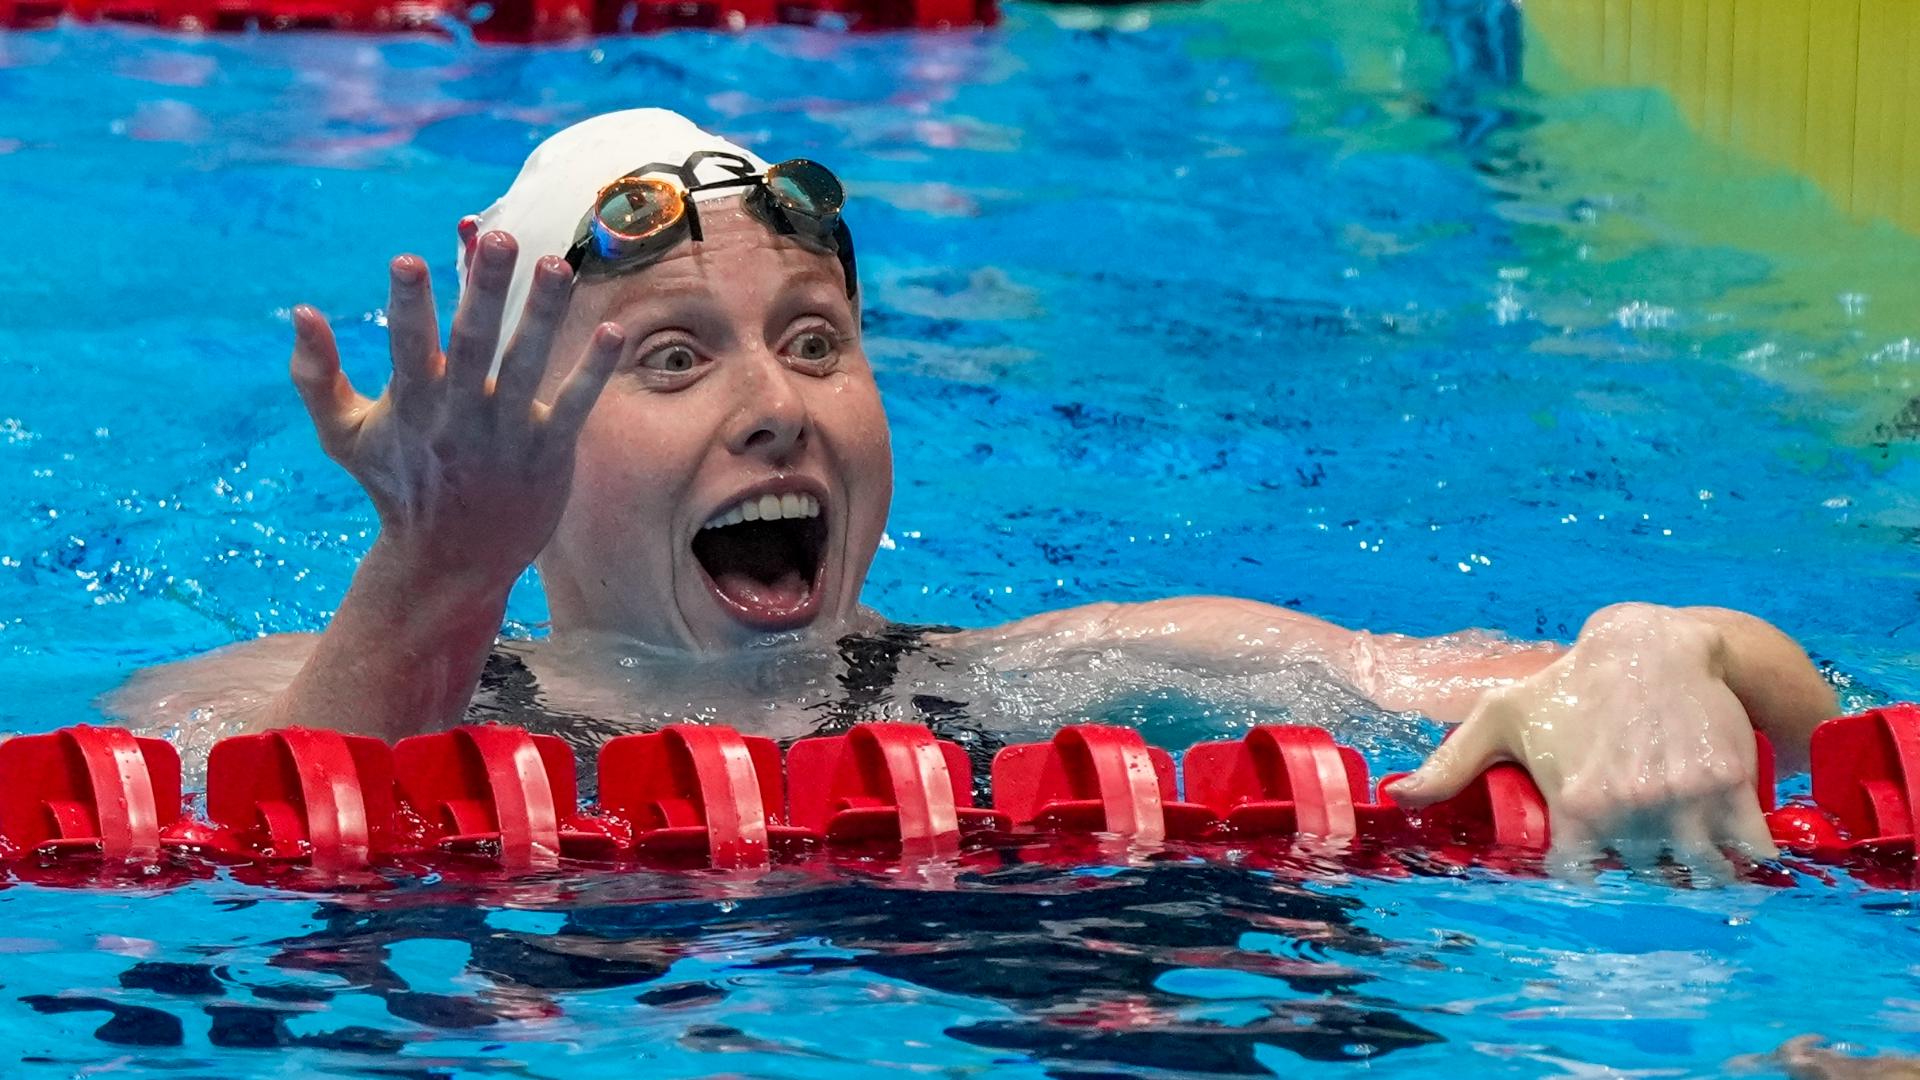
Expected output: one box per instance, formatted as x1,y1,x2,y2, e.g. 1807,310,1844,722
111,109,1838,872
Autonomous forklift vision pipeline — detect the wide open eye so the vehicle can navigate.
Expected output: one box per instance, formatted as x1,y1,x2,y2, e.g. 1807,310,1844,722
638,342,701,373
789,331,836,364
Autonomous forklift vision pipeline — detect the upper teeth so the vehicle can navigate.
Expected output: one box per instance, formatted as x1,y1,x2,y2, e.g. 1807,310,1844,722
703,492,822,529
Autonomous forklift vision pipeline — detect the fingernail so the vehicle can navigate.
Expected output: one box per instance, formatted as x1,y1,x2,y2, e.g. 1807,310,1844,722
596,322,625,345
535,257,573,287
481,230,515,255
391,256,424,284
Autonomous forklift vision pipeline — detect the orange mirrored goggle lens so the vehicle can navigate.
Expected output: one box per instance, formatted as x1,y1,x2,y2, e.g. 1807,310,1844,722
592,176,686,246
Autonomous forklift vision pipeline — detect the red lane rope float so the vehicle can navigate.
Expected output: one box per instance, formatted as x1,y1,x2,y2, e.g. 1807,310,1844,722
0,708,1911,886
992,724,1213,843
203,727,396,868
1369,732,1777,856
1377,761,1552,853
1,0,994,37
394,725,559,866
1769,704,1920,872
1184,725,1371,840
391,725,620,867
788,722,1004,855
598,724,813,868
0,726,185,861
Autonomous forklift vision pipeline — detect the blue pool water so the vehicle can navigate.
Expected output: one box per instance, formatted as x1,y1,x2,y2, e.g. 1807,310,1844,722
2,2,1920,1075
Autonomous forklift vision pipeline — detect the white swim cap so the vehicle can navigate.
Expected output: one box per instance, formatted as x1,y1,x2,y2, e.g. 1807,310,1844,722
458,108,771,372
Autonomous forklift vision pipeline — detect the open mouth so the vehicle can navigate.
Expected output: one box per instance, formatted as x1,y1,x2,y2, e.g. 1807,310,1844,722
691,490,829,631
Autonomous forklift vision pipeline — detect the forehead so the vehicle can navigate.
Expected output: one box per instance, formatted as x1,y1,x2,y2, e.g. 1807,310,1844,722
574,199,850,318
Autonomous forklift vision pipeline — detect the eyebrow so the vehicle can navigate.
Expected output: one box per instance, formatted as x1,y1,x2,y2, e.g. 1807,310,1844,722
616,276,716,301
780,269,847,296
594,264,850,327
601,260,839,299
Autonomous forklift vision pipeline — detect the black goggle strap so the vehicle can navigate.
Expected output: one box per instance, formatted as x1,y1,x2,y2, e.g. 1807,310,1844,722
832,218,858,302
565,155,851,296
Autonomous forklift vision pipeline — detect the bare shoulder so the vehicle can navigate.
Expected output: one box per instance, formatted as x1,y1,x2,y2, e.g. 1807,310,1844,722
100,633,320,735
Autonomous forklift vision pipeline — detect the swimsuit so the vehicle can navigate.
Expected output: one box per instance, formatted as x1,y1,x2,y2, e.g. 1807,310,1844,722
470,623,1004,797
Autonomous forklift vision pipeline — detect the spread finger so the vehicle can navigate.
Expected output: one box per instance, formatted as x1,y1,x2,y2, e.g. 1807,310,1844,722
548,322,625,439
385,255,442,400
446,231,517,407
496,255,574,425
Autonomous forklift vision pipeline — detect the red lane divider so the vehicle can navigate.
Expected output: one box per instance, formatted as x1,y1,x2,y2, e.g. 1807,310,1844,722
1,0,992,36
0,708,1909,887
0,726,188,861
1369,731,1777,856
599,724,812,868
1768,704,1920,867
993,725,1213,843
1185,725,1390,841
203,727,397,868
0,0,61,25
789,723,1004,855
392,725,620,866
1378,762,1551,852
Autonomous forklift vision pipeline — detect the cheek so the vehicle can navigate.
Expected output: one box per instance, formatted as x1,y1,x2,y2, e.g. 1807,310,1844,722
855,383,894,471
824,377,894,499
563,392,704,547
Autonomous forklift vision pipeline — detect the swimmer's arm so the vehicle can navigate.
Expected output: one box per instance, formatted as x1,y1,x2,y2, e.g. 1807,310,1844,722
116,242,618,740
954,597,1557,720
258,540,514,738
104,632,319,735
960,597,1833,760
103,543,510,740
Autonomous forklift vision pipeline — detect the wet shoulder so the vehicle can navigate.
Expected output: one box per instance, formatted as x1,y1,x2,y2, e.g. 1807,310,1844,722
99,632,320,738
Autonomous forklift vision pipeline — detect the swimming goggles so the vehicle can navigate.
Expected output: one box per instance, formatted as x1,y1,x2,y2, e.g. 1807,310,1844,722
564,150,857,298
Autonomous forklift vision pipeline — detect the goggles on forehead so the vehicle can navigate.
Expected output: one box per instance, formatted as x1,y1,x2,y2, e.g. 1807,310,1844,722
563,150,857,299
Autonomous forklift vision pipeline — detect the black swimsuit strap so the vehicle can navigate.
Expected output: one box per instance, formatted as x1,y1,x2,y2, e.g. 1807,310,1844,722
473,648,606,735
473,626,1001,795
478,648,540,710
816,623,1002,796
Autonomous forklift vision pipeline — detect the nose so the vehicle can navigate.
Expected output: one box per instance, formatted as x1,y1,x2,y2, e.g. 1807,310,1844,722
724,351,810,462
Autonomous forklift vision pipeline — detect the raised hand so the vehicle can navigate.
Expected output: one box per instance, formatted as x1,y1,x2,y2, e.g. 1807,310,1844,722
1386,603,1778,876
287,232,624,587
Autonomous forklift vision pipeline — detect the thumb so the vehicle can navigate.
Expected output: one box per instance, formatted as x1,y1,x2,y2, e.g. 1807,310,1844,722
288,305,362,451
1386,707,1514,808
